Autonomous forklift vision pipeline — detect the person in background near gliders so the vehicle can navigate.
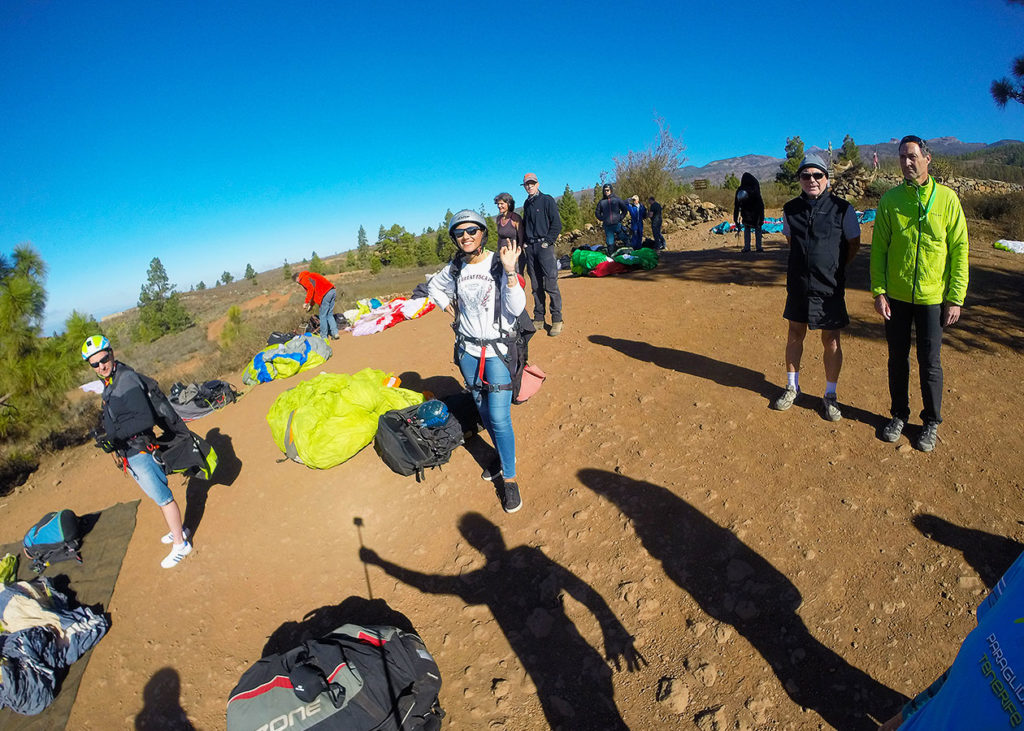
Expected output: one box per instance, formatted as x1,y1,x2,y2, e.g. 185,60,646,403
82,335,193,569
426,210,526,513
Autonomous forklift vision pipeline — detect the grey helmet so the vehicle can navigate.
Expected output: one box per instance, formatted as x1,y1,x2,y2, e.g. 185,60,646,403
448,208,489,256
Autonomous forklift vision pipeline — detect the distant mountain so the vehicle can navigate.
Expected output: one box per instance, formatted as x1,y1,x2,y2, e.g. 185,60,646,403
674,136,1023,185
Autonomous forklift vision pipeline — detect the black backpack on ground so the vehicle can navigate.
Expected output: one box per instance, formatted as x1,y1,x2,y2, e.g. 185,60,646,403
226,623,444,731
374,403,464,481
22,510,82,574
450,255,537,404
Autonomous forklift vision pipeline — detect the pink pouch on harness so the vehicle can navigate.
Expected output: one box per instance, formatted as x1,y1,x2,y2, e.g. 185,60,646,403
514,364,546,404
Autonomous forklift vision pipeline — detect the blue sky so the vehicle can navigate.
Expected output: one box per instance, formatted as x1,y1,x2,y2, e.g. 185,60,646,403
2,0,1022,332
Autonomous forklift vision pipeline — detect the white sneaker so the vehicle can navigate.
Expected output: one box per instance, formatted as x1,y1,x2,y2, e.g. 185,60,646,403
161,528,191,545
161,541,192,569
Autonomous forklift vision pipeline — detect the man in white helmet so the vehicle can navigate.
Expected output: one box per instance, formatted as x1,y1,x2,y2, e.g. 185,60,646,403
82,335,193,568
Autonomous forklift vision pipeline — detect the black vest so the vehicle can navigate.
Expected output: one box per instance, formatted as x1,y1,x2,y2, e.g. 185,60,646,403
783,192,852,298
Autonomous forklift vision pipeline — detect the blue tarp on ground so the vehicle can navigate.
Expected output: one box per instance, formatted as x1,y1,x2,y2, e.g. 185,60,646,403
711,210,877,234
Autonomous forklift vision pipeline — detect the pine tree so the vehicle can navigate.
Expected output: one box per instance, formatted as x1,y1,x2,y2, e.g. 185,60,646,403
0,246,73,440
558,184,582,232
220,271,233,285
282,260,292,279
244,263,257,280
435,210,455,262
308,252,325,274
776,136,805,185
197,280,206,290
839,135,860,167
723,173,740,190
136,257,193,342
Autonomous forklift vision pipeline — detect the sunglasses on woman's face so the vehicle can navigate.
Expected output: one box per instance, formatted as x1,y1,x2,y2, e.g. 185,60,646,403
800,172,826,181
90,353,113,368
454,226,482,238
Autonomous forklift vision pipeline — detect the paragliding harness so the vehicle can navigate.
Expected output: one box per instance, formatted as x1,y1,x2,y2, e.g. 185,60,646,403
450,255,538,404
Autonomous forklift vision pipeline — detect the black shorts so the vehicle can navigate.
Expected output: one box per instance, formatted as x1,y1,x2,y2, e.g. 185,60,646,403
784,291,849,330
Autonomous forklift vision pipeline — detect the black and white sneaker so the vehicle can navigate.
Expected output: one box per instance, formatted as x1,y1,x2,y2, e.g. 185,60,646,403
501,481,522,514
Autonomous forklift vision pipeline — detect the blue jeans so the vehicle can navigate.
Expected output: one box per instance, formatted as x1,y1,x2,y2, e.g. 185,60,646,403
458,350,516,479
603,223,621,249
319,288,338,338
127,451,174,506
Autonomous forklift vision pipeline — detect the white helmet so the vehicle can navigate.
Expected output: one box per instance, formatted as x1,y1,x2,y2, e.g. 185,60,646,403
81,334,111,360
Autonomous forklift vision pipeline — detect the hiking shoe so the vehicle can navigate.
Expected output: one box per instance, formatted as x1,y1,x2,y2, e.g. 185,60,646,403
917,422,939,452
822,394,842,422
532,319,545,330
160,541,192,569
549,322,563,337
881,417,906,443
771,386,799,411
501,481,522,513
161,527,192,545
481,461,503,482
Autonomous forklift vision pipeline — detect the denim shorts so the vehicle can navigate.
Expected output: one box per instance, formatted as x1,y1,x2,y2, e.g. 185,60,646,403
127,451,174,506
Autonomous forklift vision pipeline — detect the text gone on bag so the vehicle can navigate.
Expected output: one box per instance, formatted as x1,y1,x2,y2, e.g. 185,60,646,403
226,623,444,731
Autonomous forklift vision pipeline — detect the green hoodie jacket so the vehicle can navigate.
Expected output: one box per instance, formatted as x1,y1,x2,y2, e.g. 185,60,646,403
870,177,969,306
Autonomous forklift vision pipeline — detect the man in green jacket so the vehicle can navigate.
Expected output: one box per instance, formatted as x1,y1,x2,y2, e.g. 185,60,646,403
870,135,969,452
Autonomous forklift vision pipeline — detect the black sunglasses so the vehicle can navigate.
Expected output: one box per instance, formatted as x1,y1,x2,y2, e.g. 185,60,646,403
90,353,113,368
453,226,482,238
800,172,826,181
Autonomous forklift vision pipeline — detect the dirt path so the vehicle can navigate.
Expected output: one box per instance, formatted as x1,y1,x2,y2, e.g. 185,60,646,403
4,220,1024,729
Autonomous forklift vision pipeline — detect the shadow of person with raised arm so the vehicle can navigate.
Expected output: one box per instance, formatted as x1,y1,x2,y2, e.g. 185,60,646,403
913,514,1024,589
588,334,886,430
577,468,905,730
359,512,645,730
134,667,195,730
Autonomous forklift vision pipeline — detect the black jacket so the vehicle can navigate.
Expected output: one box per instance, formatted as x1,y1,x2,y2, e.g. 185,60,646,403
101,362,188,455
782,192,853,298
734,173,765,227
596,196,630,226
522,192,562,245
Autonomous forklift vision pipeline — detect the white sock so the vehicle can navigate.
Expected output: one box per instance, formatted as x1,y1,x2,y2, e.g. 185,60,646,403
825,381,837,396
787,372,799,390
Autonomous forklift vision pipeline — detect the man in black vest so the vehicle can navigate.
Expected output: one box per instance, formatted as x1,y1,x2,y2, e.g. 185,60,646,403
771,153,861,421
521,172,564,336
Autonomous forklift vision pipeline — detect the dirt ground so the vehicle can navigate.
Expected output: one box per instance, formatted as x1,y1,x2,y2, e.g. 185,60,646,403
4,215,1024,730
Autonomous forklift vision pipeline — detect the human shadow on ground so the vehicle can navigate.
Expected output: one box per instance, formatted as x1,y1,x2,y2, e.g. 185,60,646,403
913,514,1024,589
359,512,645,729
182,428,241,541
577,468,907,730
134,667,195,730
396,372,463,398
262,596,416,658
588,334,887,432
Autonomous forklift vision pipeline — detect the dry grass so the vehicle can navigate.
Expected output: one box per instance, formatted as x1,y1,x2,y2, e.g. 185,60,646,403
962,192,1024,240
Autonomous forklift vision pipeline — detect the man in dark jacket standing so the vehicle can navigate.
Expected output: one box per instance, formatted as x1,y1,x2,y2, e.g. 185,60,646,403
770,154,861,422
595,184,630,254
647,196,665,249
521,173,564,336
734,172,766,253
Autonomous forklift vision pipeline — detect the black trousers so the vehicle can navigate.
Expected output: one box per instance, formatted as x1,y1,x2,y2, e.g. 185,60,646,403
651,219,665,247
884,298,944,424
524,241,562,322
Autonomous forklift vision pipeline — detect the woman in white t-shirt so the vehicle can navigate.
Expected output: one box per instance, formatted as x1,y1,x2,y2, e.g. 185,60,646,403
427,209,526,513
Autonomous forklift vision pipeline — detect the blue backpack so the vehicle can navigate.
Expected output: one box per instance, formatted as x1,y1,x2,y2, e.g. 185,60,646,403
22,509,82,574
